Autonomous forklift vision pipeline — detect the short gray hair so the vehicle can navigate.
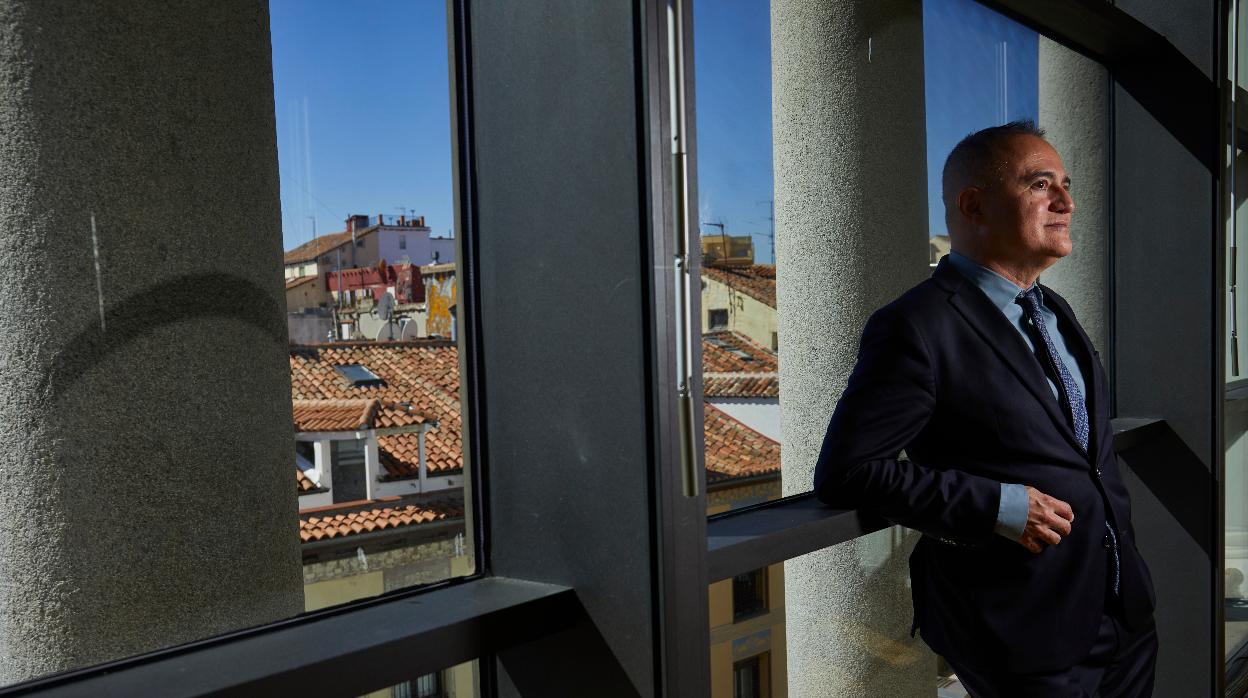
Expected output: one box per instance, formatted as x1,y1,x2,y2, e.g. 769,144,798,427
941,120,1047,199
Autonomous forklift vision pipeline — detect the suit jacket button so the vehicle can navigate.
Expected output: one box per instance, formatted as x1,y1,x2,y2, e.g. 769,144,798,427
1103,534,1111,549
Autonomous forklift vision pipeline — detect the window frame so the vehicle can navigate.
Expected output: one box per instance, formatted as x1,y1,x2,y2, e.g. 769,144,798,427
0,1,1222,696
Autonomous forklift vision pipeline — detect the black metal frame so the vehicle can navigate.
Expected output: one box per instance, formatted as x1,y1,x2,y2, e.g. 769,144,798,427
0,1,1226,696
0,578,574,698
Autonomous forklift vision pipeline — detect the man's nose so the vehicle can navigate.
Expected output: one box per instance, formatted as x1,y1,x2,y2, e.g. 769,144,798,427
1051,186,1075,214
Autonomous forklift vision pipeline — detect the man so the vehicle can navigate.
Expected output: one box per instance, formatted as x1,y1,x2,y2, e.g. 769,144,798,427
813,121,1158,696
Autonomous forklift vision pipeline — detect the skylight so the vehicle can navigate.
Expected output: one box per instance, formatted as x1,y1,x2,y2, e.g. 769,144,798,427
336,364,384,388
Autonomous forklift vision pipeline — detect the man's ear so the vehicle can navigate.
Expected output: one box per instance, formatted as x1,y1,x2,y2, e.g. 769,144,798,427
956,187,983,227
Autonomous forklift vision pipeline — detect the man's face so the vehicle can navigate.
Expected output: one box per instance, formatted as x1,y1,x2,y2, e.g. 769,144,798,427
974,134,1075,269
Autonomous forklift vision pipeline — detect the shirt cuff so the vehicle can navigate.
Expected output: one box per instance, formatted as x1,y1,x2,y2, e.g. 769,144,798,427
994,483,1028,541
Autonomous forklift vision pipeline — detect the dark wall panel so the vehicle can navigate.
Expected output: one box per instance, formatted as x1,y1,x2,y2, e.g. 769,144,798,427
1113,0,1217,694
467,1,657,695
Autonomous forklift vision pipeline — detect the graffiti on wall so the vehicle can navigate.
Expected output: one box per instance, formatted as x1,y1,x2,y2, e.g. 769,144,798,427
426,275,457,337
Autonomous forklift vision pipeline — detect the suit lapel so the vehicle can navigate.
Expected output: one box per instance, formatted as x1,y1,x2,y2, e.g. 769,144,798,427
933,259,1087,457
1037,284,1104,458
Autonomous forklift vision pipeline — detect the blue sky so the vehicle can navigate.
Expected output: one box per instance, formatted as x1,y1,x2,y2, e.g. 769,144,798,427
270,0,453,251
270,0,1036,258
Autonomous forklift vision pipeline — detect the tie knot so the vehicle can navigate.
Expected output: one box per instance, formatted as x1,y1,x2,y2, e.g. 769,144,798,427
1016,286,1042,313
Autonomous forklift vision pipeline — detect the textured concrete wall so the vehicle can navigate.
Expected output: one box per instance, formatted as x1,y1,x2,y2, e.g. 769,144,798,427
1037,37,1110,356
772,0,933,694
0,1,302,683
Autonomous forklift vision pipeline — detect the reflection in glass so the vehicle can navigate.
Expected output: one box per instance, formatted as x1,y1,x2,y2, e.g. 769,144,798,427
355,660,479,698
1227,0,1248,686
271,0,475,613
693,0,1070,694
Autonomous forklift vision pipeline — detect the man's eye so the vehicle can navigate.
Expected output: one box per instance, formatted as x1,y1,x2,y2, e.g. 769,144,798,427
1033,180,1049,190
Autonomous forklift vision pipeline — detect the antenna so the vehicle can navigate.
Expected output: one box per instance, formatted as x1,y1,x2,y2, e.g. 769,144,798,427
757,199,775,264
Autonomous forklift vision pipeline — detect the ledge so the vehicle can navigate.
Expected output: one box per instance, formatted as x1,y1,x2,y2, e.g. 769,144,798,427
0,577,576,698
708,417,1168,582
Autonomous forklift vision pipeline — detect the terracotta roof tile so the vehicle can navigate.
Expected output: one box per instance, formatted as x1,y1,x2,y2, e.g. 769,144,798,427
702,374,779,398
289,341,462,481
292,399,381,432
296,468,320,493
701,264,776,308
284,231,355,265
286,274,318,290
703,403,779,482
298,497,463,543
702,331,777,372
291,341,777,496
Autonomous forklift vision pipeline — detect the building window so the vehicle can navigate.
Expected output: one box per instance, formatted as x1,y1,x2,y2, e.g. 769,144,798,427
335,364,385,387
709,308,729,330
770,332,778,351
733,654,766,698
732,568,767,621
399,234,407,250
413,671,442,697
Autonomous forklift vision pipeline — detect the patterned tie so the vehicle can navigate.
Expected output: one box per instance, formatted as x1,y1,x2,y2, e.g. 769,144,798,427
1016,288,1119,595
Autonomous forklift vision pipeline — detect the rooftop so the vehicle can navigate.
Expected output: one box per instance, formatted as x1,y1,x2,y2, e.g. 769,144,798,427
299,496,463,543
703,403,780,483
285,274,318,291
291,340,780,543
701,264,776,309
284,231,356,266
702,330,779,398
290,341,462,480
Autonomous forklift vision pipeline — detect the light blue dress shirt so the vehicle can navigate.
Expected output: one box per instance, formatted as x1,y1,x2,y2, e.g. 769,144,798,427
946,251,1088,542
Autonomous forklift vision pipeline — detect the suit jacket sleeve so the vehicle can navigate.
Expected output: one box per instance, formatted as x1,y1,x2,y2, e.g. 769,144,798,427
813,304,1002,543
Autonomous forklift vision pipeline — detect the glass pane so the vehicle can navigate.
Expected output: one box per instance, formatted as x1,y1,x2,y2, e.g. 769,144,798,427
0,0,472,687
694,0,781,520
1228,0,1248,685
355,660,480,698
274,0,475,613
695,0,1108,694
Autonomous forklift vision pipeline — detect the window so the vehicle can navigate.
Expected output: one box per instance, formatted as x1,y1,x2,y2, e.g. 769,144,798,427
708,308,728,329
334,364,384,387
732,568,767,621
400,234,407,250
732,654,765,698
413,671,442,697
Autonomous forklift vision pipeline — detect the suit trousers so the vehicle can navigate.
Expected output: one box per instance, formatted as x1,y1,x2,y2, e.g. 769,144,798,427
945,610,1158,697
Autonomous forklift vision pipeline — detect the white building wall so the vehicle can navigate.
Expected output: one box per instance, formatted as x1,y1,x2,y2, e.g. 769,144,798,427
375,227,456,267
707,398,781,442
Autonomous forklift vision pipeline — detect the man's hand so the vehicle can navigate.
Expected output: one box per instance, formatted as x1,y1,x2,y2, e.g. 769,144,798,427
1018,486,1074,553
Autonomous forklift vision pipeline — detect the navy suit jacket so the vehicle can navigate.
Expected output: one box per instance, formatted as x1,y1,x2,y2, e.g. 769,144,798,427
813,257,1155,673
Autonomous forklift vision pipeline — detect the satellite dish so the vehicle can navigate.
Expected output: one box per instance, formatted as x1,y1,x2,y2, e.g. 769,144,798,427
374,292,395,322
400,318,422,340
374,321,402,341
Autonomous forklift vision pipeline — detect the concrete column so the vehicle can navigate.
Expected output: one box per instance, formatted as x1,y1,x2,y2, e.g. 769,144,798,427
1037,37,1111,356
0,1,302,683
772,0,933,695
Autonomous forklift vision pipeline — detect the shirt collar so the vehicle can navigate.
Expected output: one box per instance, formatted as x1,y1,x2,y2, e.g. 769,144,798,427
947,250,1039,313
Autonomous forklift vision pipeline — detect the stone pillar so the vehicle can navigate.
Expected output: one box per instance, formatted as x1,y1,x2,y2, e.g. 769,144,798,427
0,1,302,683
772,0,933,695
1037,37,1110,356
